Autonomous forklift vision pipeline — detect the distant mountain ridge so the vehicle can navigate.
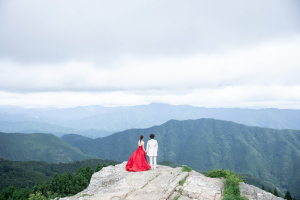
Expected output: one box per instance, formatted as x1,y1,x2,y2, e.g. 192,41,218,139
0,104,299,138
63,118,300,199
0,121,113,138
59,104,300,131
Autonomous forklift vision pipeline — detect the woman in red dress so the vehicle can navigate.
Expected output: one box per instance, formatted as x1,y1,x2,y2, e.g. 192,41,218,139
126,135,151,172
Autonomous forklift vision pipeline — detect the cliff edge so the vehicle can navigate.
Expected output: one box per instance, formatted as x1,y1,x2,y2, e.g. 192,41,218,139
60,162,283,200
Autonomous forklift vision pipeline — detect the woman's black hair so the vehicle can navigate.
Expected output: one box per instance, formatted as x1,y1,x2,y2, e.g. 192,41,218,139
140,135,144,143
150,134,155,139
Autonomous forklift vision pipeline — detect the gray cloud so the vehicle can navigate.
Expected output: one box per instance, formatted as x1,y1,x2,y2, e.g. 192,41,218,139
0,0,299,65
0,36,299,94
0,0,299,109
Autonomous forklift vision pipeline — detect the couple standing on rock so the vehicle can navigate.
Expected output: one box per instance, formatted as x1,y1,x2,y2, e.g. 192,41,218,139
125,134,158,172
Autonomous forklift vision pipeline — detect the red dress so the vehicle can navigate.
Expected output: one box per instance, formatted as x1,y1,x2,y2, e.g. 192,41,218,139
126,145,151,172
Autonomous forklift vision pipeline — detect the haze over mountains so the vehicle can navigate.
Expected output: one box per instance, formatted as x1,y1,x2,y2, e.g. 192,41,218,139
0,103,299,138
1,118,299,199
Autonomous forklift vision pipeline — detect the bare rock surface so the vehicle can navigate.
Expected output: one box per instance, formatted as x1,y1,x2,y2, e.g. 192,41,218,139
60,162,283,200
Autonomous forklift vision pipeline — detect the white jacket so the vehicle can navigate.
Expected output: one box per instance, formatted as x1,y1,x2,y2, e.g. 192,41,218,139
146,139,158,157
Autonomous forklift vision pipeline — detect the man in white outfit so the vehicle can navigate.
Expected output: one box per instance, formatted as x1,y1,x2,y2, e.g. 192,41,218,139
146,134,158,169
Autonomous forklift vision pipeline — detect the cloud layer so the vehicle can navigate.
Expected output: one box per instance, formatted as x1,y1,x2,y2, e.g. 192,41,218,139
1,0,299,64
0,0,299,108
0,37,299,108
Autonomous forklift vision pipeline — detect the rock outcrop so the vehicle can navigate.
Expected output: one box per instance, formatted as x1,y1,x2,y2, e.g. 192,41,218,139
61,162,283,200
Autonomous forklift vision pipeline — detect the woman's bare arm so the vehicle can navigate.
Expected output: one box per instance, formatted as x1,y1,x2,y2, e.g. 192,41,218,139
142,142,146,151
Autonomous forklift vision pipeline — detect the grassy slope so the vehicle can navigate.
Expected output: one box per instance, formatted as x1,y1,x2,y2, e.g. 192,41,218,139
0,158,120,193
69,119,300,198
0,132,95,163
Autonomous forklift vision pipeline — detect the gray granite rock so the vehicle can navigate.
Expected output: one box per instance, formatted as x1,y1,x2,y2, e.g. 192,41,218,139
59,162,283,200
240,182,283,200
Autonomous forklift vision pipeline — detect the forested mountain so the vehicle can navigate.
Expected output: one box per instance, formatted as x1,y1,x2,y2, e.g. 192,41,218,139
0,132,95,163
0,104,299,138
61,134,93,146
0,158,120,193
65,118,300,199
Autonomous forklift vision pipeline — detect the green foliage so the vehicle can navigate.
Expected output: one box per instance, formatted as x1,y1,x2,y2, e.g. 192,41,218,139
95,163,103,172
174,196,180,200
206,169,246,200
267,189,273,194
28,191,59,200
85,166,94,181
0,186,16,200
32,182,50,198
178,188,183,195
179,175,189,186
206,169,243,182
28,192,47,200
182,165,192,172
273,188,279,197
284,191,292,200
201,170,273,192
73,173,88,193
0,160,116,199
0,186,33,200
222,175,246,200
15,187,32,200
0,158,119,193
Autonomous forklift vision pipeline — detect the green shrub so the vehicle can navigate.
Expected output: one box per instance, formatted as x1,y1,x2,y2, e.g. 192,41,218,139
174,196,180,200
284,190,292,200
273,188,279,197
182,165,192,172
179,175,189,186
0,164,104,200
95,163,103,172
206,169,246,200
0,186,16,200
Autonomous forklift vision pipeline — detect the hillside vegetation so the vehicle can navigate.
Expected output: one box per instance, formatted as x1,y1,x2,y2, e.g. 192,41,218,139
0,158,120,194
0,132,95,163
66,118,300,199
60,134,93,146
0,161,117,200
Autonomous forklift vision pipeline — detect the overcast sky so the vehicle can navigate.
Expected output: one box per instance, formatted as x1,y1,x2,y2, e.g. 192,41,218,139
0,0,299,108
